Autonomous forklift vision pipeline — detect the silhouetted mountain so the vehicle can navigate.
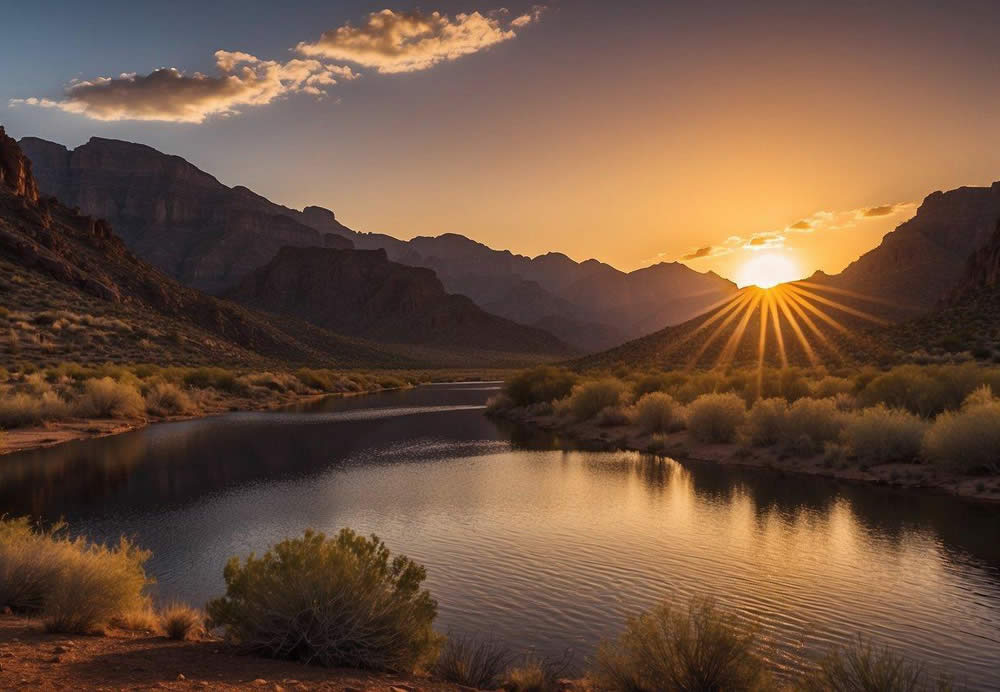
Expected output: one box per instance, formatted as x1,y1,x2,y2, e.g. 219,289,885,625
810,183,1000,318
20,136,738,351
0,127,403,368
228,246,573,356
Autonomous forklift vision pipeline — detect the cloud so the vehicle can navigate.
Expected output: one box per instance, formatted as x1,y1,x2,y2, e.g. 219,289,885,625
296,7,542,73
679,245,732,261
861,204,896,217
744,233,784,251
10,52,357,123
788,220,812,230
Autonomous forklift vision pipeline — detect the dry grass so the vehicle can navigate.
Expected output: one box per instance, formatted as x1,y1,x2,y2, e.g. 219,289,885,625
433,635,513,689
160,602,204,640
75,377,146,419
0,517,151,634
797,636,952,692
144,381,198,417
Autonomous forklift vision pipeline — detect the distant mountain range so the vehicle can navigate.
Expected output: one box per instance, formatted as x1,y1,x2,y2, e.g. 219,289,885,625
0,128,566,368
577,182,1000,370
19,136,738,352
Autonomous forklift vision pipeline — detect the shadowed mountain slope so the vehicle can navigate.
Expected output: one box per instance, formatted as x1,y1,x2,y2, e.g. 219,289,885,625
228,246,573,357
20,136,738,352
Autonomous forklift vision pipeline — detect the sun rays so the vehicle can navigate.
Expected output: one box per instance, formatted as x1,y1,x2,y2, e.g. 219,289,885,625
655,278,896,378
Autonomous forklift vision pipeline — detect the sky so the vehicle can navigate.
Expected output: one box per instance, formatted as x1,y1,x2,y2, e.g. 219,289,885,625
4,0,1000,285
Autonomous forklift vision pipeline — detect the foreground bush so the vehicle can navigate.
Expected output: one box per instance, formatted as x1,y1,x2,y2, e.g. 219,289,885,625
922,392,1000,473
434,635,513,689
592,597,770,691
206,528,438,672
505,656,563,692
564,378,626,422
634,392,678,434
76,377,145,419
843,406,927,463
505,367,578,408
0,518,151,634
797,636,951,692
0,391,68,428
687,393,746,443
782,398,846,456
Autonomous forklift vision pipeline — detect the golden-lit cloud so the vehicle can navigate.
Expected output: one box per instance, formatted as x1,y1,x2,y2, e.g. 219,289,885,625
676,245,732,261
788,220,812,230
296,7,543,73
861,204,897,217
10,52,358,123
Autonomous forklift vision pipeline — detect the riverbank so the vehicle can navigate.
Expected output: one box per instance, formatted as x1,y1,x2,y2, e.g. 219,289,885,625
497,406,1000,503
0,615,497,691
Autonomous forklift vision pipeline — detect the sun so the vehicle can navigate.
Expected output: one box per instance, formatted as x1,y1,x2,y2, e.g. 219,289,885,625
737,253,802,289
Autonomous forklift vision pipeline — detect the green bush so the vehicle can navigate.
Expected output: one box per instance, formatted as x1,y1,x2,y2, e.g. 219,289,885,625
634,392,678,434
433,635,513,689
782,398,846,456
505,367,578,407
0,518,151,634
687,393,746,443
205,528,438,672
922,393,1000,473
746,397,788,446
843,406,927,463
592,597,770,692
797,637,951,692
564,378,626,422
75,377,145,419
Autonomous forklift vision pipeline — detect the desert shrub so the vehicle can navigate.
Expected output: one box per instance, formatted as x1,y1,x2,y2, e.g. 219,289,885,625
634,392,678,434
797,636,951,692
592,597,770,692
0,391,69,427
687,393,746,443
505,367,579,407
595,405,631,427
782,398,846,456
633,372,683,398
672,371,726,404
922,393,1000,473
183,367,241,393
485,393,516,414
812,376,854,398
76,377,145,418
160,603,203,640
0,518,151,634
504,656,565,692
858,363,990,417
205,528,438,672
746,397,788,446
565,378,626,422
144,382,197,417
843,406,927,463
434,635,513,689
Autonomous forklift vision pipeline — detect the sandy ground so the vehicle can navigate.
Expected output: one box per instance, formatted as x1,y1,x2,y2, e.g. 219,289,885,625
501,409,1000,504
0,616,476,692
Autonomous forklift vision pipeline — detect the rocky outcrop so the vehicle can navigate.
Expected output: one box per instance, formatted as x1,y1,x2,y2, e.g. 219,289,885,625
19,136,353,294
813,183,1000,317
228,246,573,354
949,220,1000,302
0,127,39,204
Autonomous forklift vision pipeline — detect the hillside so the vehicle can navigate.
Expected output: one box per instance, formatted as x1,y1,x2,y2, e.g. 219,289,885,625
810,182,1000,318
0,126,412,369
228,246,573,356
20,136,738,351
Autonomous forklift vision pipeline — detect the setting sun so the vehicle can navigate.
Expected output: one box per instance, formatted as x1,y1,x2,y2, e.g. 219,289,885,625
737,253,803,288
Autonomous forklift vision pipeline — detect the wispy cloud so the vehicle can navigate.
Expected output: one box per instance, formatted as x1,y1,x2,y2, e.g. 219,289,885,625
10,6,543,123
296,7,543,74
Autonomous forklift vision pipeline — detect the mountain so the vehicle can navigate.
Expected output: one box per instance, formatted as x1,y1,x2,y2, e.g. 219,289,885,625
810,183,1000,318
19,136,738,351
0,126,406,369
228,246,572,357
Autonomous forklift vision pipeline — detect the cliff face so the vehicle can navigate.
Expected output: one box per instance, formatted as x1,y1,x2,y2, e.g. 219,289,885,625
228,246,573,354
19,136,353,294
949,220,1000,302
0,127,39,203
814,183,1000,316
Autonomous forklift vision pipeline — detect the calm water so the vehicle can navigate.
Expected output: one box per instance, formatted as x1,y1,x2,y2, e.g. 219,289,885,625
2,383,999,687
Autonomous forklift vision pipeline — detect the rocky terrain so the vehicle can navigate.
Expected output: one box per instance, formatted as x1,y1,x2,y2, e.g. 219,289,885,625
20,136,738,352
229,246,573,355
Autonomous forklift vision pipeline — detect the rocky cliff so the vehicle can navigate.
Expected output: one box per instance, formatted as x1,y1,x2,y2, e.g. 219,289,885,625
228,246,573,354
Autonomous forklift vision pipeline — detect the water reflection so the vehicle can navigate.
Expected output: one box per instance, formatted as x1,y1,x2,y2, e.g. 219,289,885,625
0,384,998,688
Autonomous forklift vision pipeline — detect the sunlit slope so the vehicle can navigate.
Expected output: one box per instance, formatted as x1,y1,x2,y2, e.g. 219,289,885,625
574,281,898,370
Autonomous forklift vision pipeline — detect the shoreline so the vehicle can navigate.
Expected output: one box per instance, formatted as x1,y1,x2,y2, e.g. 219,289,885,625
0,387,407,458
496,409,1000,505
